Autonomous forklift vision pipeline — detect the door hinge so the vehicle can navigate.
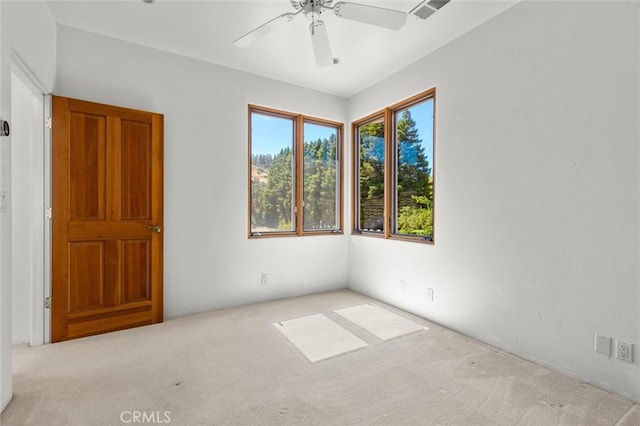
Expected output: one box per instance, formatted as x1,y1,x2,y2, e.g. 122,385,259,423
45,117,52,130
44,297,51,309
45,207,52,220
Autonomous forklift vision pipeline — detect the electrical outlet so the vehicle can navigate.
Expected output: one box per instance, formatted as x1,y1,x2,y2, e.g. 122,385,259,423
400,280,406,292
616,340,633,363
260,273,268,285
426,288,434,301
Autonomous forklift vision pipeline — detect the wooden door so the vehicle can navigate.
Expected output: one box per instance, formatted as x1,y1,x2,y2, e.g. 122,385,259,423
51,96,163,342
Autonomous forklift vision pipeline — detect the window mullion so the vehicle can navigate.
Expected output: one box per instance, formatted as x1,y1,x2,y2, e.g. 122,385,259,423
295,115,304,235
384,108,392,239
351,124,358,233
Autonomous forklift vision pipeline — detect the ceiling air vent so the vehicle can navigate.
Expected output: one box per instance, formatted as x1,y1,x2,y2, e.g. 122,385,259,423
410,0,450,20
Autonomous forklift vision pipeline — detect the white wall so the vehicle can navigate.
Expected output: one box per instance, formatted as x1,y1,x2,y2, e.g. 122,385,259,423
56,26,350,319
4,0,637,411
0,3,8,410
0,0,56,412
348,1,639,402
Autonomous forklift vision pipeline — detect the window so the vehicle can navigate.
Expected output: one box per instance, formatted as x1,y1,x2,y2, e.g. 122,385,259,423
249,105,343,237
356,114,385,233
353,89,435,243
303,121,340,232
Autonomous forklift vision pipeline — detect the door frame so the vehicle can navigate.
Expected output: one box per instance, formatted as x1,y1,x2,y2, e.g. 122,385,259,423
43,93,51,345
10,51,50,346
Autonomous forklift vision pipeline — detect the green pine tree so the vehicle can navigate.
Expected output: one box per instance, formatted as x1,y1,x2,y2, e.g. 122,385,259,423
396,110,433,236
261,147,293,230
358,122,385,230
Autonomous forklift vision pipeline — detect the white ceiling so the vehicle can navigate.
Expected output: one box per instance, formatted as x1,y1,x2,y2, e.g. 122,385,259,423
46,0,519,98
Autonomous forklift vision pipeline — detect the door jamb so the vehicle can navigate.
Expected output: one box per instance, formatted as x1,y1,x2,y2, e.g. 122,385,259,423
43,94,51,345
11,51,50,346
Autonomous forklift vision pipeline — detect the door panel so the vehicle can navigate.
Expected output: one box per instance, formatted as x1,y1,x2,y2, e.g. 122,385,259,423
69,112,106,220
122,240,151,304
52,96,163,342
68,242,105,312
121,120,152,220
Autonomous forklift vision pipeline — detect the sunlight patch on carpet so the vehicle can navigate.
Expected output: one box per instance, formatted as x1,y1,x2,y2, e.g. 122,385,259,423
335,303,427,341
274,314,368,362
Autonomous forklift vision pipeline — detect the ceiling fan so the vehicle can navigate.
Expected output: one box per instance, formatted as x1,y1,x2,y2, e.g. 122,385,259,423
232,0,408,68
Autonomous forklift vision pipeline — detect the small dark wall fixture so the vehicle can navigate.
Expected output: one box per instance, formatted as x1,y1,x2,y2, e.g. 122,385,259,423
0,120,9,137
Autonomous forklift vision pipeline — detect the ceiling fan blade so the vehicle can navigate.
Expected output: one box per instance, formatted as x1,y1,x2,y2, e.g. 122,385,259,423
333,2,407,30
309,20,334,68
233,12,297,48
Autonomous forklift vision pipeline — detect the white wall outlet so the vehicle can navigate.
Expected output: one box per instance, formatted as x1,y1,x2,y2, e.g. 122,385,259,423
615,340,633,363
426,288,434,301
595,334,612,356
400,280,406,292
260,273,268,285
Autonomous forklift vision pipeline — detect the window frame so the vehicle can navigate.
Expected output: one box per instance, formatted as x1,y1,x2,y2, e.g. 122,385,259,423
352,110,388,238
248,104,344,238
352,88,436,244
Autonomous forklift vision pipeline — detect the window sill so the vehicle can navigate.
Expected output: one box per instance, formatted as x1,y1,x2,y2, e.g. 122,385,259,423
352,230,434,244
249,230,344,239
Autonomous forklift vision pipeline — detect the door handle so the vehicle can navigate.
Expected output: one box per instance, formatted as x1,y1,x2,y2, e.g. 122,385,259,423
148,225,162,233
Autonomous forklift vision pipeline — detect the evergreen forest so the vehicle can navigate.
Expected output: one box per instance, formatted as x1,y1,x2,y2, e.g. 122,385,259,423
251,134,338,231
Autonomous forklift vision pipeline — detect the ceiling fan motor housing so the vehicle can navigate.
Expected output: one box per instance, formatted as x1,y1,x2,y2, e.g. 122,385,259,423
291,0,333,12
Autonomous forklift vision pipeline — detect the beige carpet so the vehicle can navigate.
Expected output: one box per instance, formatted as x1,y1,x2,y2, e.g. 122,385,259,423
1,289,637,425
